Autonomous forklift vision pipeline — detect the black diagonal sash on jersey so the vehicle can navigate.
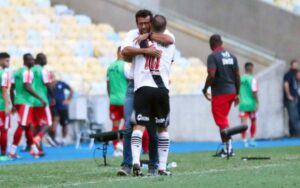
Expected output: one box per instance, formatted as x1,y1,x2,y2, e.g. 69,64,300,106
151,72,166,88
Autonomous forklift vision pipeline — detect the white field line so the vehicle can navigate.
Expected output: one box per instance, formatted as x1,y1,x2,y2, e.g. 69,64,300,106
38,163,287,188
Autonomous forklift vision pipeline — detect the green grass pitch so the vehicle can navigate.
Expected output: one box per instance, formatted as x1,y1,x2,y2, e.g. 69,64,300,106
0,146,299,188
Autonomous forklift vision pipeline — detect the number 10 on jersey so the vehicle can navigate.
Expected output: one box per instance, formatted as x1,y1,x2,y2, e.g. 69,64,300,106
145,56,160,71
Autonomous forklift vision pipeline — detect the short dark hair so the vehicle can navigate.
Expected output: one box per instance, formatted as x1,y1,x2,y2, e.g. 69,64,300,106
23,53,32,61
0,52,10,59
117,46,121,54
151,14,167,33
135,9,153,23
290,59,298,65
245,62,254,69
209,34,223,50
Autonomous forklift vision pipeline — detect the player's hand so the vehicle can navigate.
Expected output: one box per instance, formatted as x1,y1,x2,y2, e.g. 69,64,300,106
11,106,17,114
134,33,149,44
63,99,70,105
144,48,162,58
288,95,294,101
202,89,211,101
234,95,240,106
5,108,11,116
50,99,56,106
40,99,47,107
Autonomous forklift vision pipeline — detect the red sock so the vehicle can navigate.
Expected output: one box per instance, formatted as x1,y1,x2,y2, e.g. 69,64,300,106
0,129,8,156
37,131,44,139
250,121,256,138
241,131,247,139
13,126,23,146
112,126,119,149
142,129,149,153
24,127,34,145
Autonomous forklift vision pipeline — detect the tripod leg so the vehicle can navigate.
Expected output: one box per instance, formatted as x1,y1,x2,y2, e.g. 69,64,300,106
102,142,108,166
226,142,229,160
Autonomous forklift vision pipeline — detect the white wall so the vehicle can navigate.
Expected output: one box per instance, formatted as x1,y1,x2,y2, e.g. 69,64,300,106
71,60,287,142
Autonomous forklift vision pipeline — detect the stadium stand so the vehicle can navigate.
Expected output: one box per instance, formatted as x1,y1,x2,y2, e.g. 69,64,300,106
262,0,300,13
0,0,206,96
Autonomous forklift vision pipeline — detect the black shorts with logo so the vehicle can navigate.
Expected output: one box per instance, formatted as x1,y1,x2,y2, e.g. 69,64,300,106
134,86,170,128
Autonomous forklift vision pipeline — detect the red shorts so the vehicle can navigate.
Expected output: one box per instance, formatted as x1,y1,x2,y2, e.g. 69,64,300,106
0,111,10,129
109,105,124,121
211,94,236,130
32,106,52,127
240,111,256,120
16,104,33,126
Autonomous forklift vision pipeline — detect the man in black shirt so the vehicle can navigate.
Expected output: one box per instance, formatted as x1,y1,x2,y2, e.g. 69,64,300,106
203,34,240,157
284,60,300,136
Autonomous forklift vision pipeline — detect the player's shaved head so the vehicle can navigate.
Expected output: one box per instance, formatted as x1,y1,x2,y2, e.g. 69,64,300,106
23,53,34,67
36,52,47,66
245,62,254,74
209,34,223,51
151,14,167,33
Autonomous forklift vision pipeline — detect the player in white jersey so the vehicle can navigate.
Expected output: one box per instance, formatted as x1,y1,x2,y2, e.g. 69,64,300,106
122,14,175,176
120,10,175,176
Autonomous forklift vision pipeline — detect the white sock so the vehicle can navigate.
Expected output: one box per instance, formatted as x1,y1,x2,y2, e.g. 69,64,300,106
31,144,39,154
158,132,170,171
228,139,232,152
131,130,143,165
10,145,17,154
223,139,232,153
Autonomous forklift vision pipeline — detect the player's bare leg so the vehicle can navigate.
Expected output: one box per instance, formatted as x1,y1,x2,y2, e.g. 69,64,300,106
240,117,248,147
249,118,257,147
131,125,145,176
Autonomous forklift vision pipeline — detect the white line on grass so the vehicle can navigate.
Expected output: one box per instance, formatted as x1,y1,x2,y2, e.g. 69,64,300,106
39,163,287,188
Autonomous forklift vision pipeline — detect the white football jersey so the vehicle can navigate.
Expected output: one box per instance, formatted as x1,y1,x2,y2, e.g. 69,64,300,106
121,29,175,91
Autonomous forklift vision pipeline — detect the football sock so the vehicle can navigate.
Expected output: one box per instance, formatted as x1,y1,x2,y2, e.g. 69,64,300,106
158,132,170,171
250,122,256,138
0,129,8,156
142,129,149,153
12,126,23,146
131,129,143,165
241,130,247,140
112,126,119,149
224,139,232,153
24,127,34,145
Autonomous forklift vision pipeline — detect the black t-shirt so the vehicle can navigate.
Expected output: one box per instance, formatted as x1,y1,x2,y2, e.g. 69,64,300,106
207,49,239,96
284,70,298,100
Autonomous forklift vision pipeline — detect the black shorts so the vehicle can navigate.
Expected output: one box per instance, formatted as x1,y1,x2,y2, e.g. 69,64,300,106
134,86,170,128
56,109,69,127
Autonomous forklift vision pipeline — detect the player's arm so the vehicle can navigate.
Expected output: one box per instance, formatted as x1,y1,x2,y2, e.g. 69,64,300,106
66,84,73,101
134,32,174,46
121,30,161,61
1,72,11,115
9,83,14,106
61,82,73,105
284,78,294,101
202,55,216,101
24,83,46,106
23,70,46,106
42,68,55,104
252,78,259,110
150,32,174,45
234,58,241,106
2,87,10,115
122,47,161,60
